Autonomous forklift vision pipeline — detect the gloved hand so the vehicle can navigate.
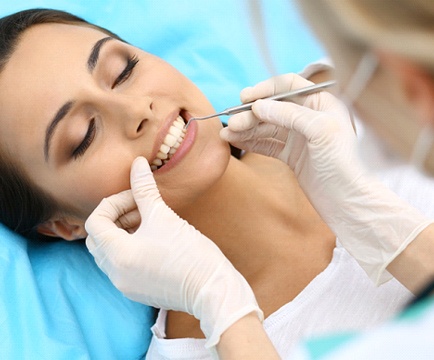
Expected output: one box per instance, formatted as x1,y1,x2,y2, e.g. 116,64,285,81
220,73,432,285
85,157,262,349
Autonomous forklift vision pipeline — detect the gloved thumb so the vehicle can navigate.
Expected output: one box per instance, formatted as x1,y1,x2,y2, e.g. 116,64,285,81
85,190,135,258
130,156,163,217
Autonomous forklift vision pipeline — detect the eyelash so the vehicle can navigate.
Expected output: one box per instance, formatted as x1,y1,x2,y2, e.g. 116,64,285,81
72,54,140,159
72,118,96,159
112,54,140,88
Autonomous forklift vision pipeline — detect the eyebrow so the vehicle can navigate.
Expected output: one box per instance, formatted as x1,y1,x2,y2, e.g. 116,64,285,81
87,36,114,72
44,101,74,161
44,36,114,161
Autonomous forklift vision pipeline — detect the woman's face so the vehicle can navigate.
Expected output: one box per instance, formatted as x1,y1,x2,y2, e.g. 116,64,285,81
0,23,230,228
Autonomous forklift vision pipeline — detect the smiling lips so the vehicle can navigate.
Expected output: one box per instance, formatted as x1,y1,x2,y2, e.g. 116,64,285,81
150,115,187,171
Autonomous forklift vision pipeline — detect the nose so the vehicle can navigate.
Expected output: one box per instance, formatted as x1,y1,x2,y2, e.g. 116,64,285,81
103,93,154,139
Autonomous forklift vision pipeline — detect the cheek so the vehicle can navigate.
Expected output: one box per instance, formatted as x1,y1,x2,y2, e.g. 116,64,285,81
60,157,133,216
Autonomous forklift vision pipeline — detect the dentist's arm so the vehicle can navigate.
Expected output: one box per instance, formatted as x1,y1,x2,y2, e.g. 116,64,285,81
218,313,280,359
85,157,280,359
220,73,434,292
387,225,434,292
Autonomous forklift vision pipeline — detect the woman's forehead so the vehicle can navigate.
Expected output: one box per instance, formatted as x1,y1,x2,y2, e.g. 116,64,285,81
0,23,108,107
14,23,107,59
0,24,107,159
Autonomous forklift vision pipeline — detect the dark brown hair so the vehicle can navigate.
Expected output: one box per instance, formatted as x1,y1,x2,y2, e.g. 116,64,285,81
0,9,123,239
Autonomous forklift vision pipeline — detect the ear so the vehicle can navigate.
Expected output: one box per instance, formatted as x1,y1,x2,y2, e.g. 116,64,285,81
37,216,87,241
376,50,434,126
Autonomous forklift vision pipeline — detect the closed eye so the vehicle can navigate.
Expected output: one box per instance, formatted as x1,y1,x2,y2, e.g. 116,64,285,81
112,54,139,88
70,55,138,160
72,118,96,159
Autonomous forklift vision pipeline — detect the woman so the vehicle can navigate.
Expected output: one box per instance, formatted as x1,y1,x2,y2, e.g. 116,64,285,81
0,8,414,359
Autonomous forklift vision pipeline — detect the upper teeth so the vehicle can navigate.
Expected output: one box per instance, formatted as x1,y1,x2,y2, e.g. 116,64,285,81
151,116,186,171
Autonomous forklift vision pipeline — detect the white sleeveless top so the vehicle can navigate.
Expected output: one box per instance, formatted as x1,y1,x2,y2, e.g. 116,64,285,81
146,243,412,359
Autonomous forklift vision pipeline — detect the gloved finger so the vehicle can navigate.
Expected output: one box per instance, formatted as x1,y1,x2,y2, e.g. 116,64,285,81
115,207,141,233
224,137,285,158
226,111,260,132
304,92,356,133
241,73,297,103
85,234,108,265
241,74,314,104
130,157,163,219
252,100,311,129
220,126,286,157
300,89,343,113
252,99,343,143
85,226,125,260
221,122,288,143
85,231,131,277
85,190,135,239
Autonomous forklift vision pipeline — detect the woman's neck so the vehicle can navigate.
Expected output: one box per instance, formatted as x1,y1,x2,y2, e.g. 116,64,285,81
177,153,335,288
165,153,336,338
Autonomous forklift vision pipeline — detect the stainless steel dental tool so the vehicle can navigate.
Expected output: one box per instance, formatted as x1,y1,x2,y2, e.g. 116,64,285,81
184,80,337,129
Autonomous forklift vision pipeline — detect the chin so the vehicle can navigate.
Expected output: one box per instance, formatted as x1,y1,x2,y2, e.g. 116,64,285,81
157,137,231,211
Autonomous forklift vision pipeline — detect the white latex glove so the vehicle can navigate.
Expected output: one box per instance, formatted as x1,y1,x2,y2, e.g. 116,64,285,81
85,157,262,349
220,73,432,285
